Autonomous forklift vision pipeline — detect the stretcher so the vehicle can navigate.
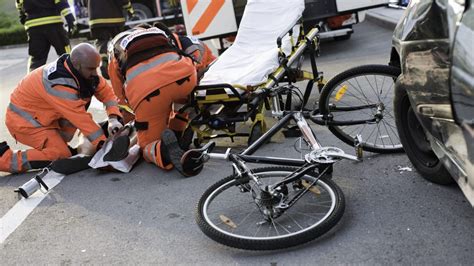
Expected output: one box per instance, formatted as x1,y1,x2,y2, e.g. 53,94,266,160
181,0,323,147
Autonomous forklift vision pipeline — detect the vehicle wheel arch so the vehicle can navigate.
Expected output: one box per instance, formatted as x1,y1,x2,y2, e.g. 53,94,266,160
389,47,401,70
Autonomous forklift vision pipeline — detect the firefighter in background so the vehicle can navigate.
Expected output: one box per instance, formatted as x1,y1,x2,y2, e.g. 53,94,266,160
106,25,215,176
16,0,76,73
88,0,138,79
0,43,123,174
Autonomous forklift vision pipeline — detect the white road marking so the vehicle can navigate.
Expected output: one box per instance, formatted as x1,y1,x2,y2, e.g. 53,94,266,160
0,171,65,243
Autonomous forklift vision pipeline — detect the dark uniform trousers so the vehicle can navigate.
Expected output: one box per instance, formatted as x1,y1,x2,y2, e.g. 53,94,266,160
27,24,71,72
92,26,123,56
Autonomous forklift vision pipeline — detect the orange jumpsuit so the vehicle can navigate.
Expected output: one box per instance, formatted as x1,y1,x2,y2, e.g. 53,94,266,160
0,54,121,173
108,28,215,170
108,32,216,124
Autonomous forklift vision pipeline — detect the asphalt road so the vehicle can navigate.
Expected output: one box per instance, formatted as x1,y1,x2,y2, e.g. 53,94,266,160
0,21,473,264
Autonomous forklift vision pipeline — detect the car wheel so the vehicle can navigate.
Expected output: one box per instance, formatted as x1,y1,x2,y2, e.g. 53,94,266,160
394,87,454,185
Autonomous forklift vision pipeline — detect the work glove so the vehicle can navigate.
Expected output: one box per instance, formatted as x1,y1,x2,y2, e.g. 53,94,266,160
67,22,78,38
107,116,123,136
65,14,77,38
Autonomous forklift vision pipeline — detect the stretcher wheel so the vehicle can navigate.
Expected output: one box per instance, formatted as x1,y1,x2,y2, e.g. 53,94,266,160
248,122,264,146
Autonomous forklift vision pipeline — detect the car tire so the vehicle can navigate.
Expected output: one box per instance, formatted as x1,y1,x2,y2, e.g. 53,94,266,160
394,86,454,185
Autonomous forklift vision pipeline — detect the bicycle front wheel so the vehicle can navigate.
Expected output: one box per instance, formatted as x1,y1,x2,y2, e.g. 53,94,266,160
319,64,403,153
195,166,345,250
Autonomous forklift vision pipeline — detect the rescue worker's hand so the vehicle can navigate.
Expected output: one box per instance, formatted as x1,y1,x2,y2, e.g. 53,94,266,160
67,23,78,38
107,116,123,136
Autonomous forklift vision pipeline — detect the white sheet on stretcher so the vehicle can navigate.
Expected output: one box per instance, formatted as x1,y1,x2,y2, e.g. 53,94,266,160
199,0,305,91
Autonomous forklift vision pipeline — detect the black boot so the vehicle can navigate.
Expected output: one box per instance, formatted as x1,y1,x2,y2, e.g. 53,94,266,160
104,135,130,162
0,141,10,157
161,129,203,177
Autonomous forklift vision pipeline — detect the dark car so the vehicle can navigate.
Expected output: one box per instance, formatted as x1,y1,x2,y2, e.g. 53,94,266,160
390,0,473,206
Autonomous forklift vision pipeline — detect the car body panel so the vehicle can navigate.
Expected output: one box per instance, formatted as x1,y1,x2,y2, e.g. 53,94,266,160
450,1,474,203
392,0,474,205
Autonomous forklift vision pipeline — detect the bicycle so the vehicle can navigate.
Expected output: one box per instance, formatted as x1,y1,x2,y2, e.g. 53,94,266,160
191,82,368,250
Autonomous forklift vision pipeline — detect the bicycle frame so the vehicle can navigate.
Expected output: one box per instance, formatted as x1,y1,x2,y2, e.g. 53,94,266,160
206,110,361,170
199,109,360,218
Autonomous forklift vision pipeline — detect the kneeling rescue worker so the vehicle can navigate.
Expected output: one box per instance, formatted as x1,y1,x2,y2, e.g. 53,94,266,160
0,43,123,174
107,24,216,176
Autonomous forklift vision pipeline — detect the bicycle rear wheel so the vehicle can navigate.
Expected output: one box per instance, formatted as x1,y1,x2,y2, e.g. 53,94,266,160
319,64,403,153
195,166,345,250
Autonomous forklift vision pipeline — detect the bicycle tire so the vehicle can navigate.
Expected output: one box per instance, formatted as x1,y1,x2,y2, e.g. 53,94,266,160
319,64,403,153
195,166,345,250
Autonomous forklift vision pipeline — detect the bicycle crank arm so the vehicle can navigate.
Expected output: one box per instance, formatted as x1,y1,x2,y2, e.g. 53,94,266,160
305,147,362,164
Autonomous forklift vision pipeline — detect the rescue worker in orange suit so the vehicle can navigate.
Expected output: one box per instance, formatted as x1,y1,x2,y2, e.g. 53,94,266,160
108,24,216,124
0,43,123,174
88,0,137,79
106,25,216,176
16,0,76,73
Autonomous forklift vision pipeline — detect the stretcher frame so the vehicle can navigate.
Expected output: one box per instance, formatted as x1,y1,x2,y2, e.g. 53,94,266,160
181,21,325,147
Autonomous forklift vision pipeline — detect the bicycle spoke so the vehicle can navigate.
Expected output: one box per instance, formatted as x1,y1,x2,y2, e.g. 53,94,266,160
364,74,381,103
336,85,372,106
274,220,292,234
284,213,305,230
381,82,396,102
253,222,263,237
236,207,258,229
353,77,374,106
206,201,254,216
382,119,400,142
291,210,329,218
381,119,396,146
347,79,372,106
375,123,382,147
365,123,378,143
